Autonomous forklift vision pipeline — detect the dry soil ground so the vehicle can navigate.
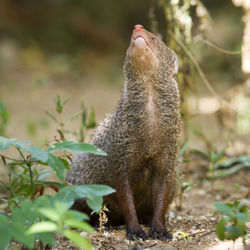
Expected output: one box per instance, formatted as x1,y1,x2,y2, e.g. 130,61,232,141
50,168,249,250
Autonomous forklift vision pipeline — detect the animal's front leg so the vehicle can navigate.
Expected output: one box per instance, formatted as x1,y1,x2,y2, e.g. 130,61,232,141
149,155,176,240
116,178,147,240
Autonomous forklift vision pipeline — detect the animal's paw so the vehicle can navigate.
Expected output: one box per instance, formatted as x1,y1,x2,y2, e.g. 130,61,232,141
148,228,172,241
126,228,148,241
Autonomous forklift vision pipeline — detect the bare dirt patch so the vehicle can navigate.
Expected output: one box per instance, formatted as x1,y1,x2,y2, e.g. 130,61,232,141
52,169,250,250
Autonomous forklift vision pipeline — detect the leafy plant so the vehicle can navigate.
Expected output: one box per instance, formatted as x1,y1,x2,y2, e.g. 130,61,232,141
0,136,114,249
177,177,195,210
214,201,250,246
190,147,230,178
212,155,250,179
0,185,115,250
46,95,96,142
191,147,250,179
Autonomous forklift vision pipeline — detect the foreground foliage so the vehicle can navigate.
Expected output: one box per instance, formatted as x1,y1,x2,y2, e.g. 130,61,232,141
0,136,115,250
214,201,250,245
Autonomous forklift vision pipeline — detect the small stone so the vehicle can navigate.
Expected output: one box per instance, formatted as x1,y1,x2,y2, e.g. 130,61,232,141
169,211,175,219
80,231,88,237
124,239,131,244
198,189,206,195
215,194,221,200
210,217,216,221
176,215,183,221
103,231,109,236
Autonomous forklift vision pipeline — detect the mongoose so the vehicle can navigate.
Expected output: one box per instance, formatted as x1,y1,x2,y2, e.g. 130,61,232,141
66,24,181,240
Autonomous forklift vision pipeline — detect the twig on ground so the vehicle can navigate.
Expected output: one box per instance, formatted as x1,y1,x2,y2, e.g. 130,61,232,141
199,229,216,239
187,229,216,238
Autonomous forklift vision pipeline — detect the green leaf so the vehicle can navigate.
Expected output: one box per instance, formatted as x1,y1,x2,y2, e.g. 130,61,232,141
47,153,66,182
27,222,58,234
45,110,58,123
34,195,53,209
178,140,189,157
235,212,248,223
214,155,250,169
55,185,115,212
0,213,11,250
212,163,250,179
54,95,63,114
64,219,94,232
0,136,17,150
54,189,76,208
11,200,39,224
86,196,103,213
37,208,60,222
0,213,10,224
36,232,55,246
214,202,233,216
233,200,241,207
37,181,64,190
15,141,49,162
213,148,226,163
190,149,209,160
64,210,89,221
37,170,54,181
67,110,82,123
53,201,69,216
48,141,107,156
86,107,96,129
75,185,116,197
81,103,87,126
64,230,92,250
216,217,226,240
9,223,35,249
239,204,249,215
59,157,70,169
225,226,241,241
0,229,11,250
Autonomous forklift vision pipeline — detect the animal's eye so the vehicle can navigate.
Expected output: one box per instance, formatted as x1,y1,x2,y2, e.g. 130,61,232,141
151,37,158,42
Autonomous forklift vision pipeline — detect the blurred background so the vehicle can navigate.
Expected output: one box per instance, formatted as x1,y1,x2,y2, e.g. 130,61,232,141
0,0,249,156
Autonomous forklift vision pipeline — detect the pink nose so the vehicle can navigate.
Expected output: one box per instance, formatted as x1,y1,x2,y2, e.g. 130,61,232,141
134,24,144,32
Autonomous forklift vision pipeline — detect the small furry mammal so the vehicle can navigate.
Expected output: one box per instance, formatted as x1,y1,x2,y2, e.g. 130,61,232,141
66,24,181,240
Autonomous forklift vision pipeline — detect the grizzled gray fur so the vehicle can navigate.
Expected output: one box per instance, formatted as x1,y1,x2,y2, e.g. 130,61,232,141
66,24,181,240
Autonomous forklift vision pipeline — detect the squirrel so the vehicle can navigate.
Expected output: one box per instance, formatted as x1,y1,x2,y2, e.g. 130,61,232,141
66,24,181,241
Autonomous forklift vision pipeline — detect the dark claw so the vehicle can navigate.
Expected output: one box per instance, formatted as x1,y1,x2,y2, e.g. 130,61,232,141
126,228,148,240
148,229,172,241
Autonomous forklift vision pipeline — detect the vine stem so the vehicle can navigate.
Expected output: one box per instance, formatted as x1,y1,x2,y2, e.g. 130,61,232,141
16,147,35,201
195,38,241,55
169,31,236,111
27,161,35,201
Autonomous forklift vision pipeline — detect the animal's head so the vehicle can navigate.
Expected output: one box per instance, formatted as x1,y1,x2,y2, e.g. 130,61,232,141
125,24,178,77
